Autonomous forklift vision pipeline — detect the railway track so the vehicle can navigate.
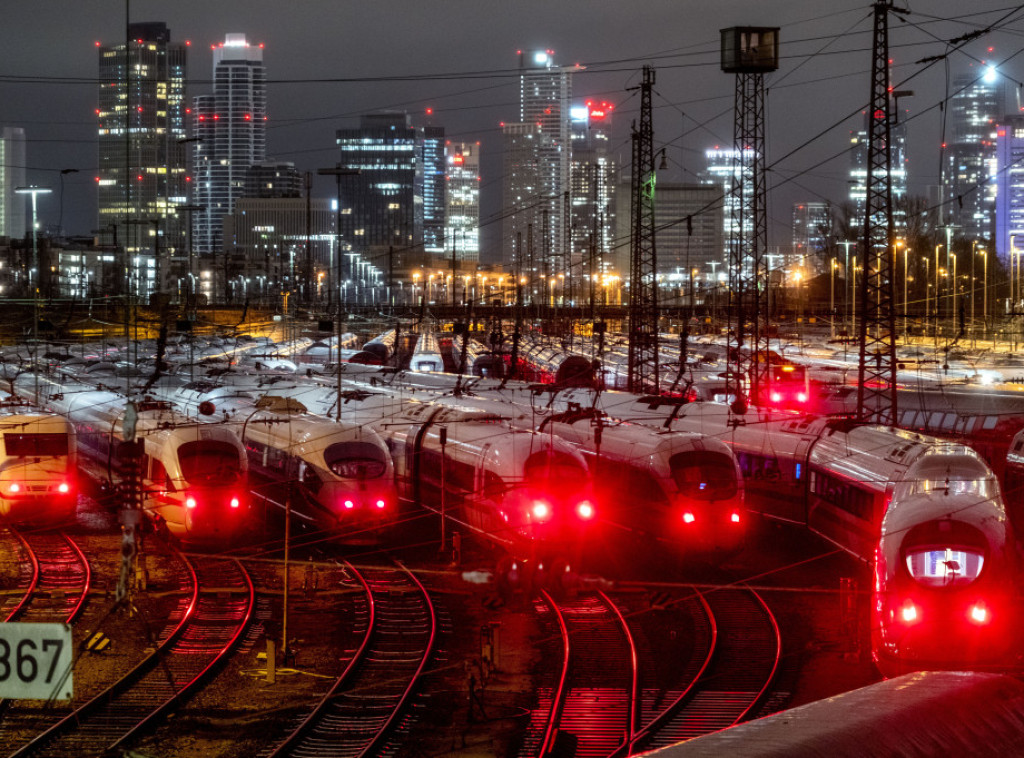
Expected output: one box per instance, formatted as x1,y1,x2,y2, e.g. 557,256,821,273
0,529,90,624
626,585,781,753
264,560,437,758
519,590,638,758
7,552,254,758
519,584,780,758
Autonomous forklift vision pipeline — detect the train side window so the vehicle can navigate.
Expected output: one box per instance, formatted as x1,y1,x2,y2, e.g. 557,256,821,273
983,416,998,431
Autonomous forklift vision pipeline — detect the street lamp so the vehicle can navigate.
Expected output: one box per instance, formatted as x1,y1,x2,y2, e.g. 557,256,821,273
981,248,988,332
934,244,942,323
830,257,837,339
15,186,52,397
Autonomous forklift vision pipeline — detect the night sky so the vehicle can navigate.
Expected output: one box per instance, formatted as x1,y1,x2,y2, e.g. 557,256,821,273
2,1,1021,261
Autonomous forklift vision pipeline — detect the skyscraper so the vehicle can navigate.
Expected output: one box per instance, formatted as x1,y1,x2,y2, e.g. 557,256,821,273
792,202,833,267
0,127,25,239
847,118,908,236
336,112,420,281
97,22,187,295
995,116,1024,265
420,117,446,254
570,101,616,293
503,50,575,271
942,66,1003,242
445,142,480,263
192,33,267,257
701,147,752,270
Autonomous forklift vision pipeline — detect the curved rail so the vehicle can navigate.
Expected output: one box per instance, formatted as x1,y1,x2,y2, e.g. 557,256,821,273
266,560,437,758
9,553,253,758
264,560,375,757
0,528,39,621
621,589,717,755
632,584,781,750
537,591,571,757
536,591,637,758
6,531,91,624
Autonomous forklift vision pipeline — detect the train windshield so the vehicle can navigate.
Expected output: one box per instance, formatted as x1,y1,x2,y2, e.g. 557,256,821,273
905,548,985,587
669,452,738,500
4,432,68,457
178,441,242,485
324,441,388,479
523,452,587,496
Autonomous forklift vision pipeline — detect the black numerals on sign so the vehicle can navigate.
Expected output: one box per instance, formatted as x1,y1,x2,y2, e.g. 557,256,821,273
0,638,64,683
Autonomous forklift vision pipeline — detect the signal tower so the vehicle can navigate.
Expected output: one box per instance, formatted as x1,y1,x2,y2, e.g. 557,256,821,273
857,1,899,423
627,65,659,394
720,27,779,412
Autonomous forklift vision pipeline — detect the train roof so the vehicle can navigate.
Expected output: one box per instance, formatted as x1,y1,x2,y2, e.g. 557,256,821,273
647,671,1024,758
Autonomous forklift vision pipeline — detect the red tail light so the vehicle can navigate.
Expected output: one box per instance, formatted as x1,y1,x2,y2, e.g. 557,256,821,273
531,501,551,520
230,496,240,509
343,499,354,509
375,499,386,509
186,496,197,509
900,600,918,624
58,482,71,494
770,391,782,403
730,511,741,523
797,392,808,403
7,482,20,494
682,511,696,524
576,500,595,520
969,602,989,625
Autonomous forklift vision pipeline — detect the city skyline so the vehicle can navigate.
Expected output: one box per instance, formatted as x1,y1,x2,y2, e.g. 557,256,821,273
1,1,1022,264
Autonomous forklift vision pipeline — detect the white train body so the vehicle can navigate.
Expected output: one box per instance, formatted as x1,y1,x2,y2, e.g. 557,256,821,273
147,380,399,543
410,332,444,373
15,374,250,541
0,406,77,525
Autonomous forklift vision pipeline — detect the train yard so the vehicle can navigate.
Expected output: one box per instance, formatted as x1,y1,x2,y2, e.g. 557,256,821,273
0,322,1022,755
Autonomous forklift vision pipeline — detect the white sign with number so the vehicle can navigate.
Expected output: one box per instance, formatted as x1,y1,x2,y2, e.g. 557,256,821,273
0,623,73,700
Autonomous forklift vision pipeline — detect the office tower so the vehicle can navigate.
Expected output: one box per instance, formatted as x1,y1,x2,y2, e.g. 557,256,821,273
420,119,446,254
614,181,723,282
942,66,1003,241
995,116,1024,265
793,202,833,268
847,118,908,235
570,101,616,293
192,33,267,257
97,21,187,295
335,113,420,281
701,147,751,269
503,50,574,271
223,196,336,304
445,142,480,263
0,127,25,239
245,161,303,198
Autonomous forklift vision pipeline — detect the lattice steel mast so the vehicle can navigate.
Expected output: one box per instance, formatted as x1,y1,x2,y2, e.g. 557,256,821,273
857,1,898,424
627,65,659,394
721,27,779,411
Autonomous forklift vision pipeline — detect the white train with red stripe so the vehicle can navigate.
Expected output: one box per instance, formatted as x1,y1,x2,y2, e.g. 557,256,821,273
14,373,250,542
0,404,77,526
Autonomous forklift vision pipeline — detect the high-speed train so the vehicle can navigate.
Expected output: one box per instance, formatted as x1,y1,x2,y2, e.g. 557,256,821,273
152,381,399,544
410,331,445,373
355,375,1017,674
14,374,251,542
250,381,600,567
0,404,77,526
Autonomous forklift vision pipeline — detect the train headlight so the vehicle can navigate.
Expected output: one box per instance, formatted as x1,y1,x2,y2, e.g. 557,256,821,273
375,499,386,509
343,500,355,509
682,511,696,524
900,600,918,624
576,500,595,520
186,496,197,509
7,482,20,494
531,501,551,520
58,482,70,494
969,602,989,625
230,497,240,509
797,392,808,403
770,392,782,403
730,511,741,524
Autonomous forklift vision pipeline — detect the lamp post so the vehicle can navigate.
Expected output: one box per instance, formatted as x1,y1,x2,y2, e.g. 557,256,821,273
923,257,930,336
830,257,837,339
981,249,988,334
951,252,957,330
971,240,978,335
934,244,942,324
16,186,52,398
